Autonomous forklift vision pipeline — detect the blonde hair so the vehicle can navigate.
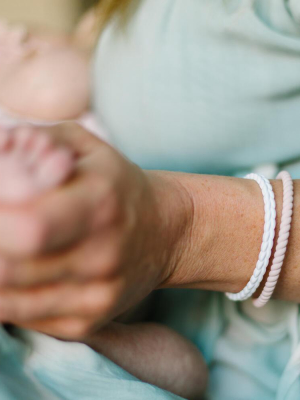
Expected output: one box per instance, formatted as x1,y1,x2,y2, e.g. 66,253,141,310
97,0,134,32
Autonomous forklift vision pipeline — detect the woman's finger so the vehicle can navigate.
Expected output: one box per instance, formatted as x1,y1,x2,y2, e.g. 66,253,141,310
17,316,96,341
42,122,105,157
0,229,123,287
0,279,124,323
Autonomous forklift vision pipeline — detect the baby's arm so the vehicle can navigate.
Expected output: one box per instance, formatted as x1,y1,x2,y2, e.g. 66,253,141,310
84,322,208,400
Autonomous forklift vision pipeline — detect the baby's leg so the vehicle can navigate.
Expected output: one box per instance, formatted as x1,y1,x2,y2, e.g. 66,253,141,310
85,322,208,400
0,127,74,204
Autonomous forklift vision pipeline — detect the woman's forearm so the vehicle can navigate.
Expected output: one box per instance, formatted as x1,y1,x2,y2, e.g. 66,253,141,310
148,171,300,302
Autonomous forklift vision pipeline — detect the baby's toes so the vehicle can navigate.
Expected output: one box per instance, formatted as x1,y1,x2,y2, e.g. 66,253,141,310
11,127,53,168
34,147,75,191
27,129,54,164
0,129,12,152
0,157,39,204
13,127,35,153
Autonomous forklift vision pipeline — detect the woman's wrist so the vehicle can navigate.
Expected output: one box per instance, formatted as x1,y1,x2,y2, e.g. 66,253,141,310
146,170,300,303
156,172,247,291
151,171,277,293
145,170,195,287
172,174,284,293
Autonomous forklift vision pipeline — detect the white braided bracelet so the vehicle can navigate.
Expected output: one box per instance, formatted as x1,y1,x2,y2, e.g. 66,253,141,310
226,173,276,301
253,171,294,308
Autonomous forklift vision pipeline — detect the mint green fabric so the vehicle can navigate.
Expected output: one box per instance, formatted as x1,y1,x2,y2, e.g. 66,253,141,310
94,0,300,175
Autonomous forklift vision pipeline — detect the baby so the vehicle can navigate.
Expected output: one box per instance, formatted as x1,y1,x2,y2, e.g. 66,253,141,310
0,127,207,400
0,18,91,121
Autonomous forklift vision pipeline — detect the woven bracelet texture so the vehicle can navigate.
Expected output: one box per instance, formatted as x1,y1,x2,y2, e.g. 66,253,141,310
226,173,276,301
253,171,293,308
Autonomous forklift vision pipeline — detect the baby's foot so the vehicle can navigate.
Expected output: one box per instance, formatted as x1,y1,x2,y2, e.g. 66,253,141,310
0,127,74,204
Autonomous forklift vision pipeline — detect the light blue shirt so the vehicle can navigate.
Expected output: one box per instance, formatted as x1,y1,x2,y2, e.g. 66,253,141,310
94,0,300,175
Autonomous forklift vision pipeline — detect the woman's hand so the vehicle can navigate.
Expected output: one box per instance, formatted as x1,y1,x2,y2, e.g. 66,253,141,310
0,123,190,340
3,123,298,339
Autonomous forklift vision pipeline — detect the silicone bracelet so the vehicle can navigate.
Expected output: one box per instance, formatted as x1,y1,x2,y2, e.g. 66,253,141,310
253,171,293,308
226,173,276,301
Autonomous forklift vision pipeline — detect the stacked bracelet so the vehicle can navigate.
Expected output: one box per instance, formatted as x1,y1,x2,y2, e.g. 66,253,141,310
253,171,294,308
226,173,276,301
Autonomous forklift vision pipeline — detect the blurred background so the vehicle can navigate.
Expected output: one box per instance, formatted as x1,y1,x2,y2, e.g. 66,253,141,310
0,0,97,33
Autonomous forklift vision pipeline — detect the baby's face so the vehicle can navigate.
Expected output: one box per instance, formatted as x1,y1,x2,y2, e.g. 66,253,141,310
0,19,70,64
0,18,90,121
